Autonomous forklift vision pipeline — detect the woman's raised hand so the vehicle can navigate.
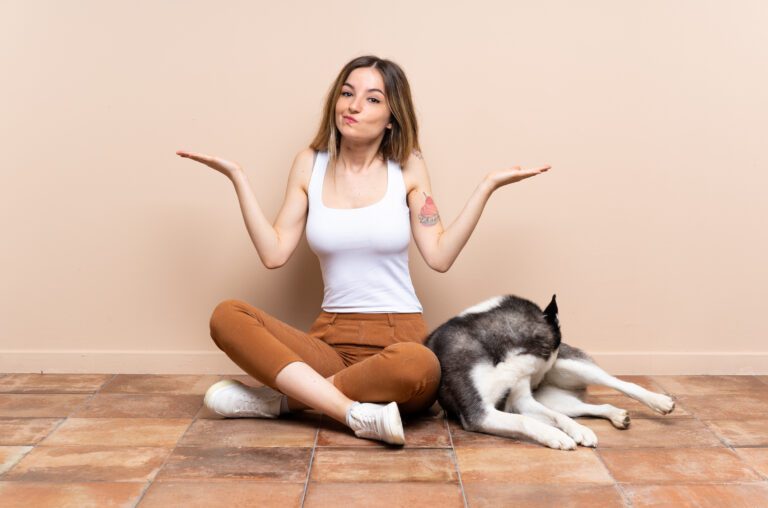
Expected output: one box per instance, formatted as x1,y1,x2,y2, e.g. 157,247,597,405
176,150,242,180
484,165,551,191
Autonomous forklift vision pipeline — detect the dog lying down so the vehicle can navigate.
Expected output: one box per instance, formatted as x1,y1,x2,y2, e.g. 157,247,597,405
424,294,675,450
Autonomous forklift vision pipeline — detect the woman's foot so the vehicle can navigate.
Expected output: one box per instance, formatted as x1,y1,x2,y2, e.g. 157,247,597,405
345,401,405,445
204,379,284,418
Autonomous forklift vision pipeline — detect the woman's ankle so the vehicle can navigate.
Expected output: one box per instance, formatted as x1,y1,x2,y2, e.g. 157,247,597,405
279,395,291,414
286,396,309,411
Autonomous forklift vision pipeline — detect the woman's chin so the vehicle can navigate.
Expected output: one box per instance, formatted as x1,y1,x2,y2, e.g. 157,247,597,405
339,132,367,142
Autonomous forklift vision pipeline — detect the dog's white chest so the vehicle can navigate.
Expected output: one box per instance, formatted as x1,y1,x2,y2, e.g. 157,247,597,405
531,349,559,389
470,349,559,406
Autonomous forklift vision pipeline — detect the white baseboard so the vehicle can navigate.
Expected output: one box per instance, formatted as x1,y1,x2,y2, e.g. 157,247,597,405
0,350,249,375
1,350,767,375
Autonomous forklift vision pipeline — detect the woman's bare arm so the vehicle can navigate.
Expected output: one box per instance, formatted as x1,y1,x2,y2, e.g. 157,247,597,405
406,152,494,273
177,148,313,269
266,148,315,268
407,151,550,272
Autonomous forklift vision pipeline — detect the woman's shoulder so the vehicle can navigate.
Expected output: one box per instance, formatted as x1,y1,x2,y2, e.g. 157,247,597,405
399,149,426,195
291,147,322,194
297,146,322,161
396,148,425,171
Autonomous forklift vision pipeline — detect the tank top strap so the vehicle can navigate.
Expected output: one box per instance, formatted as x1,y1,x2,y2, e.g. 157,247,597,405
308,150,328,207
387,157,408,209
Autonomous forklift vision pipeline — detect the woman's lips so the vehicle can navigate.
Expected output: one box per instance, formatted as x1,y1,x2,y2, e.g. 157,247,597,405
343,116,358,124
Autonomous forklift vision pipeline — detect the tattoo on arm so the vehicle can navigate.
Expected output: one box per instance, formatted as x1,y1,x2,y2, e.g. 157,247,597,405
418,191,439,226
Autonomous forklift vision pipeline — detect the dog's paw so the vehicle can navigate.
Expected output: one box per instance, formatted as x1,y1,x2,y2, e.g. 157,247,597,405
648,393,675,415
574,423,599,447
609,409,631,429
538,427,577,450
562,421,598,447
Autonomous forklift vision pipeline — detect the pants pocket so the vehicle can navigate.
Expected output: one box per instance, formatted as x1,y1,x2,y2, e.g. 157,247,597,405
308,313,334,340
393,319,430,344
357,321,396,348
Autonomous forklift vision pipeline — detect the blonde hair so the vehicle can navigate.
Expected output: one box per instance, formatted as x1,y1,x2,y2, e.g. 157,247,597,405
309,55,421,169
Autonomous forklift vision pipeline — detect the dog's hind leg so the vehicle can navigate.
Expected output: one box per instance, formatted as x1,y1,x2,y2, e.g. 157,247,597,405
533,384,630,429
470,406,578,450
504,390,598,447
543,355,675,416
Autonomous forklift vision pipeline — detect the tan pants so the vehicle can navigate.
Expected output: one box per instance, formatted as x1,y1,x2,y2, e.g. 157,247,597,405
209,300,441,415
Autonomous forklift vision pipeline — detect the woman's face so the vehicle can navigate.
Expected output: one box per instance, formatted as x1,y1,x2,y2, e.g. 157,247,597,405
335,66,392,144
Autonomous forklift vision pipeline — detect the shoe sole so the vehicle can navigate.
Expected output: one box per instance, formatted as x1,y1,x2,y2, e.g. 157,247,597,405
383,401,405,445
203,379,241,416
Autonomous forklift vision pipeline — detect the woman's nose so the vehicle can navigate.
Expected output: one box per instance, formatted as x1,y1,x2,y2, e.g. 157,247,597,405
349,98,362,113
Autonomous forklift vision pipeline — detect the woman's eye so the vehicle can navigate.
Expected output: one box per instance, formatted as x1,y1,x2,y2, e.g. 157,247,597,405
341,91,380,103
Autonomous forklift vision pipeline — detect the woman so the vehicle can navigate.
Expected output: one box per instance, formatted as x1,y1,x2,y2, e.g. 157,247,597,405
176,55,550,445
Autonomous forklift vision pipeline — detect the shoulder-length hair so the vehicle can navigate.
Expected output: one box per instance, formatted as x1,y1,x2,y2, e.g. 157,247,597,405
309,55,420,169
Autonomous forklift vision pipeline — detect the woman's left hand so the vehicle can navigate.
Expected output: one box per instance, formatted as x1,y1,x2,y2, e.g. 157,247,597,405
484,165,551,191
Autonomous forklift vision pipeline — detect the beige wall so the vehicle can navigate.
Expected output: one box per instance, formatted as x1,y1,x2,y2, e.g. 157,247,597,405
1,1,766,374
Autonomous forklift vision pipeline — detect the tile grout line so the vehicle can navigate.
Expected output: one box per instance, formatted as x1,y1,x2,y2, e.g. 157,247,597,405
598,378,705,504
4,374,767,502
618,376,768,491
592,447,633,507
97,373,119,390
67,373,119,418
299,420,321,507
693,416,768,481
129,481,154,508
445,416,469,508
593,377,649,506
0,446,35,481
129,376,204,508
657,375,768,483
1,373,120,479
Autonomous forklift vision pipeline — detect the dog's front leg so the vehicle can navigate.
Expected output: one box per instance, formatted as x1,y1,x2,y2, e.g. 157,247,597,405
505,392,598,448
472,407,578,450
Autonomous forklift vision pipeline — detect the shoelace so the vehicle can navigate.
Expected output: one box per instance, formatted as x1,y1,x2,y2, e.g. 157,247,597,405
232,398,251,415
351,406,378,431
231,389,260,415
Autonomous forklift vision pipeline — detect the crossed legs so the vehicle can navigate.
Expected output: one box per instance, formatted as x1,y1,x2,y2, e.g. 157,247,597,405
209,300,441,423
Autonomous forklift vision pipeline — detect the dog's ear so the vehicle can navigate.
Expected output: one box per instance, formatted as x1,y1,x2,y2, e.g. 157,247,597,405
543,294,559,328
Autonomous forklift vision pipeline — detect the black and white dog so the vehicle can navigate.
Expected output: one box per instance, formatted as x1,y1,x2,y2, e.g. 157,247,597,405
424,294,675,450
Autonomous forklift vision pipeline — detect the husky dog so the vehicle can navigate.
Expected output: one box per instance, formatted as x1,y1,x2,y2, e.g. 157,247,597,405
424,294,676,450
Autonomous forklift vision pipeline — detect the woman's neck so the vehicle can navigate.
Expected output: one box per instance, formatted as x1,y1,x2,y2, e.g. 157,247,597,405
338,139,383,174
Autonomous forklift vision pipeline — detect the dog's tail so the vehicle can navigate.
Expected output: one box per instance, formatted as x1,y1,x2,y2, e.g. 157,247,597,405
427,400,445,419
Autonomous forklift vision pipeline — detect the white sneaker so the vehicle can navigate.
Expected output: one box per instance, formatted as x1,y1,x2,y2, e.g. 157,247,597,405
204,379,283,418
346,401,405,445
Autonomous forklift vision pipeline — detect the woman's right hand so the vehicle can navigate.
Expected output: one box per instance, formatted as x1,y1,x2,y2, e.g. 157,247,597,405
176,150,242,180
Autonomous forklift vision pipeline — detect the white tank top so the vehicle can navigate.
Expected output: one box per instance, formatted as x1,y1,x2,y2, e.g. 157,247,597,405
305,150,423,313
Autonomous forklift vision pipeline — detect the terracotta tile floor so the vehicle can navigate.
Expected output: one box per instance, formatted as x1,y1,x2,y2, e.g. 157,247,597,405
0,373,767,507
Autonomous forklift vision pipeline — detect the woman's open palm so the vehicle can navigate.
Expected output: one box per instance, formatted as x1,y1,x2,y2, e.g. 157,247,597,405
485,165,551,190
176,150,241,179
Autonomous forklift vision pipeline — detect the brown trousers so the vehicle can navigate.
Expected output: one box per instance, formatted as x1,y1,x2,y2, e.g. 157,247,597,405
209,299,441,415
